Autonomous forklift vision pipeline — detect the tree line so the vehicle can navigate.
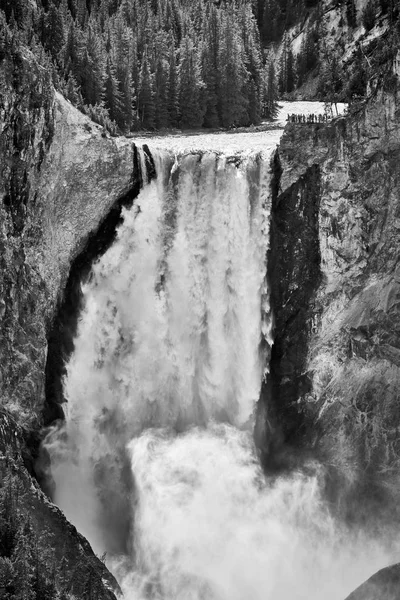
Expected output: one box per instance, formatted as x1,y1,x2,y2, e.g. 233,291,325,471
0,0,279,133
2,0,399,133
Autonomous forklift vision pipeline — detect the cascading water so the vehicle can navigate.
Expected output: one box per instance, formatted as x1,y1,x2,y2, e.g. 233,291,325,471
44,141,396,600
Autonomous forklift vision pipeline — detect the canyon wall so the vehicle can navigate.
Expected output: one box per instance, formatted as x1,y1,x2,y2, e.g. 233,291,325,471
0,46,139,430
265,89,400,524
0,44,142,599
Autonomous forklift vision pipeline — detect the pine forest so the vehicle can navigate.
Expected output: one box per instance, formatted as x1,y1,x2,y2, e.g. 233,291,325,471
0,0,284,133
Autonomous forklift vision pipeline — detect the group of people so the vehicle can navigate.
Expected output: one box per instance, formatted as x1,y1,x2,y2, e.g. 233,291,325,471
287,113,331,123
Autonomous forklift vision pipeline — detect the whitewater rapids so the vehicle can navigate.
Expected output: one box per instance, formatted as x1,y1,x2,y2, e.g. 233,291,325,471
44,135,396,600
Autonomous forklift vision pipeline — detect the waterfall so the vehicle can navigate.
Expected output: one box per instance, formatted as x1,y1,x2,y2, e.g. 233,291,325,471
44,144,395,600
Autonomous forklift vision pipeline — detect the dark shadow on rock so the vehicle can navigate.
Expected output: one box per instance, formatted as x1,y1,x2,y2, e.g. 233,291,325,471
257,150,322,472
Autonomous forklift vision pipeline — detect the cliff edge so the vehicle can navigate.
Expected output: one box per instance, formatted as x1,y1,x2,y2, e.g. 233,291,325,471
0,41,142,599
266,84,400,524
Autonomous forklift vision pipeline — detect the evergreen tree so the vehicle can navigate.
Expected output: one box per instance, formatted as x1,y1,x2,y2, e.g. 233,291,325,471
318,54,343,106
296,28,319,87
200,7,219,128
63,19,80,77
79,22,104,106
0,0,272,132
104,54,122,124
218,14,248,127
138,48,155,129
261,0,278,45
76,0,89,28
345,48,367,100
279,33,295,94
262,60,279,119
65,72,82,105
130,35,140,127
113,14,134,130
241,3,262,124
154,57,170,128
167,44,179,127
44,3,65,62
286,46,295,93
178,35,204,128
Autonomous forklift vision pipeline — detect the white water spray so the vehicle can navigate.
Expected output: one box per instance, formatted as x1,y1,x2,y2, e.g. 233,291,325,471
44,142,397,600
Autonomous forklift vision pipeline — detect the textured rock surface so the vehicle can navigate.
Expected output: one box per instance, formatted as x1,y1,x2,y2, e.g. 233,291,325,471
0,45,141,599
0,452,119,600
261,157,322,467
266,88,400,517
0,47,135,430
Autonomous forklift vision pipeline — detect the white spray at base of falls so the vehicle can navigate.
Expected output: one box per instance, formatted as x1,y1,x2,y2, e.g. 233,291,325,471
44,145,398,600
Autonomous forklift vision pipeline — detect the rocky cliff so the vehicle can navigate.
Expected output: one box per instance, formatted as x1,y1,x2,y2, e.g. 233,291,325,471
264,86,400,527
0,43,145,599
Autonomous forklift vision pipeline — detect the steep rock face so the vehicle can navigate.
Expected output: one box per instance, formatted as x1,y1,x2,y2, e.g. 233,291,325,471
0,47,136,430
267,89,400,516
0,45,142,599
262,157,322,466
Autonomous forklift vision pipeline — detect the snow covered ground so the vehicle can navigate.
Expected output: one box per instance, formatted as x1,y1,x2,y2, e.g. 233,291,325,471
134,101,347,156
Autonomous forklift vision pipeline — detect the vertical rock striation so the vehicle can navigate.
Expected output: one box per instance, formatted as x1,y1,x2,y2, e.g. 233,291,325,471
0,45,144,599
0,47,138,432
265,88,400,520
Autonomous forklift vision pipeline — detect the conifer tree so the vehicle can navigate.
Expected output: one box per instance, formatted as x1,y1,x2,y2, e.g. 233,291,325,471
218,14,248,127
104,54,122,124
200,7,220,128
296,28,319,86
261,0,278,45
167,44,179,127
279,33,295,94
0,0,271,132
318,54,343,107
79,22,104,106
286,46,295,93
154,56,170,128
241,4,262,124
113,14,134,131
178,35,204,128
65,72,82,105
44,3,65,62
76,0,89,28
63,19,80,77
130,35,140,126
262,60,279,119
138,48,156,129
